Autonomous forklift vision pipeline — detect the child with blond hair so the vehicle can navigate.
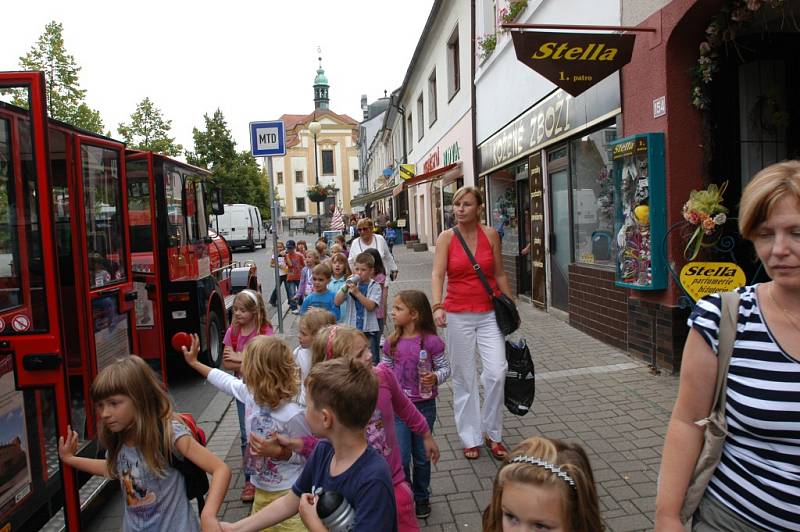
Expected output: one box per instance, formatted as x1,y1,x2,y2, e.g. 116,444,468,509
183,336,310,531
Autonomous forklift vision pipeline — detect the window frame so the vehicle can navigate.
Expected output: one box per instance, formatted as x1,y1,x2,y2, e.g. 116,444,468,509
295,170,304,183
407,113,414,151
353,169,359,181
321,149,335,175
428,69,438,126
417,93,425,141
277,171,283,184
295,197,306,213
447,25,461,101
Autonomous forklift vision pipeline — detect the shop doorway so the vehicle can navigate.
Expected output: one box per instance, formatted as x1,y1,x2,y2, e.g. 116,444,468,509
517,175,532,298
528,153,546,308
546,146,570,313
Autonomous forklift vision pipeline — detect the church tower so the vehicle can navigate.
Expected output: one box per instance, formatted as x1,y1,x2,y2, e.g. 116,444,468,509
313,56,330,110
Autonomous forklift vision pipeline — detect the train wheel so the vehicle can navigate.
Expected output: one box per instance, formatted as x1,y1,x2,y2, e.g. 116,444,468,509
203,311,224,368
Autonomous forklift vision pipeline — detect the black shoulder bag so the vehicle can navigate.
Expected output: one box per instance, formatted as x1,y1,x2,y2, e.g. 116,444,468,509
452,228,520,336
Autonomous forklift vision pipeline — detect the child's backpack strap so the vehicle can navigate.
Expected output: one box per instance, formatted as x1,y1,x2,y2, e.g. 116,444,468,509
171,413,209,511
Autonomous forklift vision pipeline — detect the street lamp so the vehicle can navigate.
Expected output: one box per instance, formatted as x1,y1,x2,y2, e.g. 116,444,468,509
308,120,322,237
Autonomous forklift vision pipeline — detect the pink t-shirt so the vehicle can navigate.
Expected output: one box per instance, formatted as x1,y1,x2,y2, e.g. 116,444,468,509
223,324,273,376
223,324,274,352
366,364,429,486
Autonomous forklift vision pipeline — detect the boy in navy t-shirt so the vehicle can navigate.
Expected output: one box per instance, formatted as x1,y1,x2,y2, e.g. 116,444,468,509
221,358,396,532
300,263,340,320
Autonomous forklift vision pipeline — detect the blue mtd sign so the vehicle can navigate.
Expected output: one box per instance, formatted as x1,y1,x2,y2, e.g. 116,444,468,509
250,121,286,157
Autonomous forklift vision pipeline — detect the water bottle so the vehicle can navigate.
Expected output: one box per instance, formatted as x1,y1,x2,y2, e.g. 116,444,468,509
418,350,433,399
316,490,355,532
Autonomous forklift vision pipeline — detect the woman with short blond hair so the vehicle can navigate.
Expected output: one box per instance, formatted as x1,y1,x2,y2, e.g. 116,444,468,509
348,218,398,280
655,161,800,530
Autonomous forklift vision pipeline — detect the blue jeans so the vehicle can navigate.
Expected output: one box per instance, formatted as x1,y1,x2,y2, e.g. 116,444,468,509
366,332,381,365
269,276,297,310
286,280,299,310
235,399,249,482
395,399,436,502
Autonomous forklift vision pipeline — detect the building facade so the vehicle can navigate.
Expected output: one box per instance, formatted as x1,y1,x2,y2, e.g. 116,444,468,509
475,0,622,331
399,0,475,248
614,0,800,370
270,60,360,220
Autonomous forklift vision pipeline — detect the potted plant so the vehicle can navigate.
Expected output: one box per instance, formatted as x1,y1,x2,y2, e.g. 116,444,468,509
306,184,330,203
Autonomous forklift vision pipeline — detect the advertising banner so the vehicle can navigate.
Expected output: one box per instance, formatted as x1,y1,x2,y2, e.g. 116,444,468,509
511,31,635,97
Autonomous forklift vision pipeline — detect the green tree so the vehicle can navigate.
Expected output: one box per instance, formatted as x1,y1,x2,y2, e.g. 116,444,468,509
187,109,268,213
14,21,104,133
186,109,236,170
118,97,183,156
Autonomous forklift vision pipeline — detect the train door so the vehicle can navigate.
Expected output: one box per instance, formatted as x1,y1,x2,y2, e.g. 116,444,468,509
0,72,81,531
126,153,167,377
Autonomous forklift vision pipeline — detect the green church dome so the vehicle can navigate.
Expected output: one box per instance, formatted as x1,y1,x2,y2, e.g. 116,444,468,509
314,66,328,86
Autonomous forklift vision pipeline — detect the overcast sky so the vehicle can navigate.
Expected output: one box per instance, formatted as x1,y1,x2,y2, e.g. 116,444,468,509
2,0,434,155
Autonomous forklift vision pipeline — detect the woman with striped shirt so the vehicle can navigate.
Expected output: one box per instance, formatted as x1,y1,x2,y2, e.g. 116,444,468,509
655,161,800,531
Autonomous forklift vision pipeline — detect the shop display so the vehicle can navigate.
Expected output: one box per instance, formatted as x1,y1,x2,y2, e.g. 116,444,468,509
611,133,667,290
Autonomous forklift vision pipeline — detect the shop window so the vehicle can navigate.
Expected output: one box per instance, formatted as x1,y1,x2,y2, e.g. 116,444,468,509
569,123,617,267
428,69,438,126
295,170,304,183
417,93,424,140
447,26,461,100
489,164,522,255
277,171,283,184
295,197,306,212
322,149,334,175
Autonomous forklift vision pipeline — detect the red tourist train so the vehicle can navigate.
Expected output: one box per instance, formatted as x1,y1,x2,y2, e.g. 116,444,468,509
0,71,257,531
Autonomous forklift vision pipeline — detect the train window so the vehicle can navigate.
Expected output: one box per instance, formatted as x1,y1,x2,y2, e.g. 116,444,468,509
0,118,21,312
126,159,155,274
81,145,127,289
164,164,186,248
16,119,50,331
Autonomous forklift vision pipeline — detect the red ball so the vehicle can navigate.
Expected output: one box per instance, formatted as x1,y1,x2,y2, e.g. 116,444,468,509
171,332,192,352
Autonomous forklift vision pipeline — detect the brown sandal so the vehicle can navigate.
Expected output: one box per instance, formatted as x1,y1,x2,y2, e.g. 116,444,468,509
485,439,509,460
463,446,480,460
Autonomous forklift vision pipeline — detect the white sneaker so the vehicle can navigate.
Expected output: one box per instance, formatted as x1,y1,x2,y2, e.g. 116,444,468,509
291,309,300,315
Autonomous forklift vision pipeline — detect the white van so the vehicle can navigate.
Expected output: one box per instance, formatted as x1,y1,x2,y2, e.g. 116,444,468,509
211,203,266,251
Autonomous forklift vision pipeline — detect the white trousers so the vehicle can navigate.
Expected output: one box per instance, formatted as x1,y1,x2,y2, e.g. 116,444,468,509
445,311,507,448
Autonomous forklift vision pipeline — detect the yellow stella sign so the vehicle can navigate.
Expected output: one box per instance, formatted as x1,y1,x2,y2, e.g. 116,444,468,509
680,262,746,302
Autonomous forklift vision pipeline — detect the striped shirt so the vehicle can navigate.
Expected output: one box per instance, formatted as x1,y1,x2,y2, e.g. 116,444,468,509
688,285,800,531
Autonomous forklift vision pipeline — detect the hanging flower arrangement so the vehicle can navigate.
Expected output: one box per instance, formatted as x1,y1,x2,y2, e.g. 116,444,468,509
477,0,528,61
306,184,331,202
682,181,729,259
691,0,789,110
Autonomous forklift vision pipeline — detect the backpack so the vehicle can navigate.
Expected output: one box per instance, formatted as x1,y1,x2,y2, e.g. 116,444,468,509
171,413,209,510
504,339,535,416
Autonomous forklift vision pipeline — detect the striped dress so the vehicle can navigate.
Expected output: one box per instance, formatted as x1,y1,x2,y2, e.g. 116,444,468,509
689,284,800,530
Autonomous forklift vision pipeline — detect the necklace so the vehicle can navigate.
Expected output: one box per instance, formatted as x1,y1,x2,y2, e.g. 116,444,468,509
768,283,800,333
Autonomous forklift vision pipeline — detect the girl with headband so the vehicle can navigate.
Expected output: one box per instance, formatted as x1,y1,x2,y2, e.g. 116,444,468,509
222,289,273,504
483,436,603,531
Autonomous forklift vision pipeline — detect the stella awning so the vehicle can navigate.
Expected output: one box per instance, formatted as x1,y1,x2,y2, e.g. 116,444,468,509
392,162,462,196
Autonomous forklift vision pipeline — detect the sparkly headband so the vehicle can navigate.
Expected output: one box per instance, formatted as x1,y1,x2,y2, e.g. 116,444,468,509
326,326,340,360
240,289,259,305
508,456,577,489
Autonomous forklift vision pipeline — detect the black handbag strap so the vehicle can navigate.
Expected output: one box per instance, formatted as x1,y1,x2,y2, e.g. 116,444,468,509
452,227,497,299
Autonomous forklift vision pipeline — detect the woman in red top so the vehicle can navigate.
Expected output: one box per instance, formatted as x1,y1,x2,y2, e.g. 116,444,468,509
431,186,514,460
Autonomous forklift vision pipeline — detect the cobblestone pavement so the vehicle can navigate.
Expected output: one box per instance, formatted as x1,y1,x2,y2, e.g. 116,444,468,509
86,240,680,531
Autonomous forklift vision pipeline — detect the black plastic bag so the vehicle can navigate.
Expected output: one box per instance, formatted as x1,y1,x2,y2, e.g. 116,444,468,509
505,339,534,416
